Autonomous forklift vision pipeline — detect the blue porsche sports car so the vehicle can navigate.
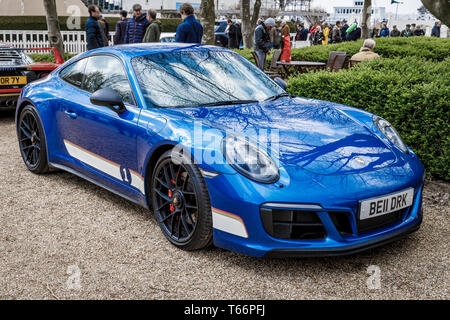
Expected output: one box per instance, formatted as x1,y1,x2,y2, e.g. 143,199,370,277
15,43,424,257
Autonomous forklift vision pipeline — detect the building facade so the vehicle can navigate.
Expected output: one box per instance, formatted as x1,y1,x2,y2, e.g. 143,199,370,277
329,0,387,24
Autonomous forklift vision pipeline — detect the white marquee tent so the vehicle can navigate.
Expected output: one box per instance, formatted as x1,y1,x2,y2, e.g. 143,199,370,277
0,0,89,16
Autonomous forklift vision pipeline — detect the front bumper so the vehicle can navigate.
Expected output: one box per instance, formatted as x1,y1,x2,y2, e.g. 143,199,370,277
204,159,425,258
264,215,422,258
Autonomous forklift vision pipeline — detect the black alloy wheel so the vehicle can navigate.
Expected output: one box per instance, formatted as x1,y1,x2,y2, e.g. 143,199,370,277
151,150,212,250
18,105,49,173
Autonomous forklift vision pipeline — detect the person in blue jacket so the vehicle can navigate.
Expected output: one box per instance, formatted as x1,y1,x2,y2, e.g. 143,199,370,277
431,21,441,37
124,4,150,44
85,5,104,51
114,10,129,45
379,22,390,37
175,3,203,43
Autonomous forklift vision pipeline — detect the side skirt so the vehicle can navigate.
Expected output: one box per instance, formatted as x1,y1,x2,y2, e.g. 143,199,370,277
49,162,149,209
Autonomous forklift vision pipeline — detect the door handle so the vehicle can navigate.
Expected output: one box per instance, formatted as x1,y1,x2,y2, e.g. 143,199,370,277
64,110,77,119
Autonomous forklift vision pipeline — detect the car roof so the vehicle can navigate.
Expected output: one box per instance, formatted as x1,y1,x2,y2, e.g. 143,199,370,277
84,43,223,59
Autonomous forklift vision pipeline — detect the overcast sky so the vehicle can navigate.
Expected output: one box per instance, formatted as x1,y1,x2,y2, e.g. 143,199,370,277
311,0,424,14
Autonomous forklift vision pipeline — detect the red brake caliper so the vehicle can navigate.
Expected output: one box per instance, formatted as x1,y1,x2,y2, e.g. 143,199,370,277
169,177,177,216
168,188,175,213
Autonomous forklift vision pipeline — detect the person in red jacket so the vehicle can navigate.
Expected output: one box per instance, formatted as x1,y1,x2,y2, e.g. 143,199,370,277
280,21,291,62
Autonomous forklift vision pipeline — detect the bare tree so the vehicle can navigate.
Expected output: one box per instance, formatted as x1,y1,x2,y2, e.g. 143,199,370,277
361,0,372,39
278,0,293,11
240,0,262,49
304,7,328,25
420,0,450,26
43,0,65,57
199,0,215,45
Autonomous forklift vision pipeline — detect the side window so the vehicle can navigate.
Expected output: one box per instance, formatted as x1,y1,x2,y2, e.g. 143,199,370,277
60,59,87,88
82,55,134,105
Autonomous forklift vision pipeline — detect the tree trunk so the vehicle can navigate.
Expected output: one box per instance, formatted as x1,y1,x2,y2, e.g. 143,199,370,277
199,0,215,45
361,0,372,39
241,0,262,49
420,0,450,26
43,0,65,58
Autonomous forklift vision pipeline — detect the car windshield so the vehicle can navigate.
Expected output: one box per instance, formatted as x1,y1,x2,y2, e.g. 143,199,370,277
131,50,284,108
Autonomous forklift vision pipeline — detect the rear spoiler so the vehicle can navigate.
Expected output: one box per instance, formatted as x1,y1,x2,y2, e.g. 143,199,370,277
26,47,65,65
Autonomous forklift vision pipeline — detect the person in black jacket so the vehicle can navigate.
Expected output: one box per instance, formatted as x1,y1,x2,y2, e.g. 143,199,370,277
346,27,361,41
85,5,104,51
114,10,129,45
341,20,349,41
227,20,239,49
413,25,425,36
254,18,275,70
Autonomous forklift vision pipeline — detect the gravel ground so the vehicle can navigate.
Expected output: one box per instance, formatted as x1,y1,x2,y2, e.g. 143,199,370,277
0,109,448,300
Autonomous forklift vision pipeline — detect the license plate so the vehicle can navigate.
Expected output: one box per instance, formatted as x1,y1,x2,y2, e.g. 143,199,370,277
0,76,27,86
359,188,414,220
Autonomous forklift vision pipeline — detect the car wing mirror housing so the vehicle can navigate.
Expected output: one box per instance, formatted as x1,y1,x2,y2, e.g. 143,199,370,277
273,77,287,91
90,88,127,114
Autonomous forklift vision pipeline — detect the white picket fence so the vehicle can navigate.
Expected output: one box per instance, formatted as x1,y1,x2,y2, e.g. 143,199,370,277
1,29,311,54
0,30,116,54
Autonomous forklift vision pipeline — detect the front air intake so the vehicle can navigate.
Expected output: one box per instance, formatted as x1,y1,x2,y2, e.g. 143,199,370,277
260,207,327,240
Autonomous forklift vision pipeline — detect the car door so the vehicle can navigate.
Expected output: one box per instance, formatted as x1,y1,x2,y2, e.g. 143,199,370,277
57,54,144,200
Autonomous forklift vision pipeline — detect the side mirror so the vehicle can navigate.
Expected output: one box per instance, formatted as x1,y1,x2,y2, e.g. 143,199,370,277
90,88,127,114
273,77,287,91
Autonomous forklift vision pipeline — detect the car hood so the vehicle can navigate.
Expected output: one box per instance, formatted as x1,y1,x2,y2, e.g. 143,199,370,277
170,97,396,175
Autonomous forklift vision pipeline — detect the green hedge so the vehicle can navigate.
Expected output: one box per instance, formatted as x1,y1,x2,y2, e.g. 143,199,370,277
0,16,182,33
287,37,450,62
237,37,450,65
287,57,450,180
28,53,77,62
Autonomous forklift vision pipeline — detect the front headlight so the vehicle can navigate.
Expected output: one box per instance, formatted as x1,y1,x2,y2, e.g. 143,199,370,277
373,116,408,153
223,135,280,183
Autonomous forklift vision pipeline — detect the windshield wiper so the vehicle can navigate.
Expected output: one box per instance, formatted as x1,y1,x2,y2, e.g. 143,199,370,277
264,93,291,102
194,99,259,107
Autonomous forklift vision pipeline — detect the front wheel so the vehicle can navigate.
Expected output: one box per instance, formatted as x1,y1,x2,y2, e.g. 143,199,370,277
17,105,49,174
151,150,213,251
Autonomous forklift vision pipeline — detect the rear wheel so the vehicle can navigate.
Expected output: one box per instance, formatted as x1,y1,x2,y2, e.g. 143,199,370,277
18,105,49,174
151,150,213,250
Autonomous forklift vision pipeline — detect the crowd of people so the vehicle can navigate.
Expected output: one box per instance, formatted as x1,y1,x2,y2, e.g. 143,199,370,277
292,19,441,48
85,1,443,70
293,20,363,46
85,3,203,51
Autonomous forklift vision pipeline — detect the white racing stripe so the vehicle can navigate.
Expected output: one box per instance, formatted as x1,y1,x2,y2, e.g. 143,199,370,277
64,139,145,194
212,207,248,238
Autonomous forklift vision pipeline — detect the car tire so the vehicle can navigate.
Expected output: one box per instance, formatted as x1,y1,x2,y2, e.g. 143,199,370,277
151,149,213,251
17,105,49,174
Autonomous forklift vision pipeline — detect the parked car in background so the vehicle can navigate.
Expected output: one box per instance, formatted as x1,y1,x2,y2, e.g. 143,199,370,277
160,32,176,43
0,44,63,108
214,20,228,47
